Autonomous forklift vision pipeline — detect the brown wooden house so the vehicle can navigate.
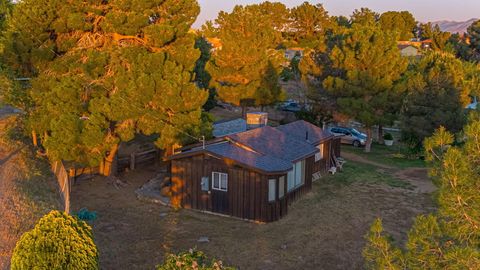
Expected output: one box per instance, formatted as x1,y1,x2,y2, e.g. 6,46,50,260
169,120,341,222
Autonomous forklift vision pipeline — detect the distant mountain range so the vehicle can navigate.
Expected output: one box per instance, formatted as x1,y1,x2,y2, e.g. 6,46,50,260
432,18,478,34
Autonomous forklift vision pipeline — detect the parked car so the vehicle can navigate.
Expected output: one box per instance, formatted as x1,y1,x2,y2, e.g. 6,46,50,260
328,127,367,147
277,100,305,112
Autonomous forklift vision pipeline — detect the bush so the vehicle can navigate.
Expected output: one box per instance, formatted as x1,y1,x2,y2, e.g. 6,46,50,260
157,249,234,270
383,133,393,140
11,210,98,270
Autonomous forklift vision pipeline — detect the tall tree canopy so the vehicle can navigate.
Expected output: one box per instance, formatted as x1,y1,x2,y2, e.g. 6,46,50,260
4,0,207,172
467,19,480,61
364,118,480,269
205,3,286,107
419,23,451,50
350,8,379,27
288,2,333,49
401,52,474,145
379,11,416,41
323,22,407,152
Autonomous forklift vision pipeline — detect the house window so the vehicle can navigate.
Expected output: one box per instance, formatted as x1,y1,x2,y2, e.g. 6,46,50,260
287,169,295,191
279,176,285,198
294,160,305,187
268,179,276,202
315,144,324,162
212,172,228,191
287,160,305,192
201,177,209,191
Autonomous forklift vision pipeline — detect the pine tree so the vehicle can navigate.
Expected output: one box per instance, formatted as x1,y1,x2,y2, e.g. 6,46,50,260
11,211,98,269
255,61,284,110
401,52,472,146
364,116,480,269
323,22,407,152
288,2,333,49
419,23,451,50
205,3,285,108
379,11,416,41
467,19,480,61
4,0,208,174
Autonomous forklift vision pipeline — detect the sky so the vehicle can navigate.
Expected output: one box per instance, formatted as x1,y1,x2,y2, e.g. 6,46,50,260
194,0,479,28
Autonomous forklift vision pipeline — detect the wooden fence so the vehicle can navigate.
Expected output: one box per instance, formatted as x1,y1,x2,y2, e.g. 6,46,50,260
51,161,71,213
117,148,160,172
50,148,160,213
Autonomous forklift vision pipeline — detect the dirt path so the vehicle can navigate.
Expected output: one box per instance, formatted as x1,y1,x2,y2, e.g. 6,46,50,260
342,151,436,194
341,151,394,169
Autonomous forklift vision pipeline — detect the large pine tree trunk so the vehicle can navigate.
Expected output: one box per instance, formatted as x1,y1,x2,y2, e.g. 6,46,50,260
102,144,119,177
365,127,373,153
378,125,384,145
32,130,38,147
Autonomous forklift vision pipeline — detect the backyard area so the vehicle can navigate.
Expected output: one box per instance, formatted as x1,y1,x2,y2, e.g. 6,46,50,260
70,143,437,270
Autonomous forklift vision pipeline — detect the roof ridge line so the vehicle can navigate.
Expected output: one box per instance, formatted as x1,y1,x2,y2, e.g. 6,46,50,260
226,138,264,155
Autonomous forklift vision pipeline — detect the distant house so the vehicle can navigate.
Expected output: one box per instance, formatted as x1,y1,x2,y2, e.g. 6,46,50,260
398,44,420,57
284,48,304,61
169,120,341,222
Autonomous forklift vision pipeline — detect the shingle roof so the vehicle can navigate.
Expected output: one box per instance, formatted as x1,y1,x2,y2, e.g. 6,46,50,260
227,125,318,162
213,118,247,137
276,120,333,145
170,120,332,173
205,142,292,172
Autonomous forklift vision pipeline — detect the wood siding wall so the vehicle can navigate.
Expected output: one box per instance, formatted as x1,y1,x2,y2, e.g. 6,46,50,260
170,141,337,222
171,154,288,222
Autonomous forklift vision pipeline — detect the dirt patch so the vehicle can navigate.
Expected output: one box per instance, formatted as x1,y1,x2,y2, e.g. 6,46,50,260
341,151,394,170
71,163,435,270
342,151,436,194
394,168,437,193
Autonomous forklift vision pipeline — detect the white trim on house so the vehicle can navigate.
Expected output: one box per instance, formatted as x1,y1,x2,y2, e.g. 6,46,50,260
315,143,324,162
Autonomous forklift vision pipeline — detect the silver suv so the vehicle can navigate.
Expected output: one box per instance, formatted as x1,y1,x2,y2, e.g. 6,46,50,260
329,127,367,147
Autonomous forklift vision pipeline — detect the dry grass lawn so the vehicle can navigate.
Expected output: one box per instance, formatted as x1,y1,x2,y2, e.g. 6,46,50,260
71,158,436,269
0,116,60,269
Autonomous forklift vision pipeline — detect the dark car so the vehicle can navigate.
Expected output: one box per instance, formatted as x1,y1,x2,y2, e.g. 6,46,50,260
328,127,367,147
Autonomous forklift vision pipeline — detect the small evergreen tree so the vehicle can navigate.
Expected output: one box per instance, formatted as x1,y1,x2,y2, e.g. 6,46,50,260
157,249,234,270
11,210,98,270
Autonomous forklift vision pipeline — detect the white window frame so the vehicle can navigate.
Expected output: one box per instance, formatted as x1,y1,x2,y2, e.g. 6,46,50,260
212,172,228,192
268,179,276,202
315,144,324,162
279,176,285,199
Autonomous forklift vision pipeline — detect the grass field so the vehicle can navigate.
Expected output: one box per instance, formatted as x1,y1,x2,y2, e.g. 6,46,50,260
342,143,426,169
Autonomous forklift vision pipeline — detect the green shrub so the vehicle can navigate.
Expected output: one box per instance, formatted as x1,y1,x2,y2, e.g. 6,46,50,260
11,210,98,270
383,133,394,140
157,249,234,270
